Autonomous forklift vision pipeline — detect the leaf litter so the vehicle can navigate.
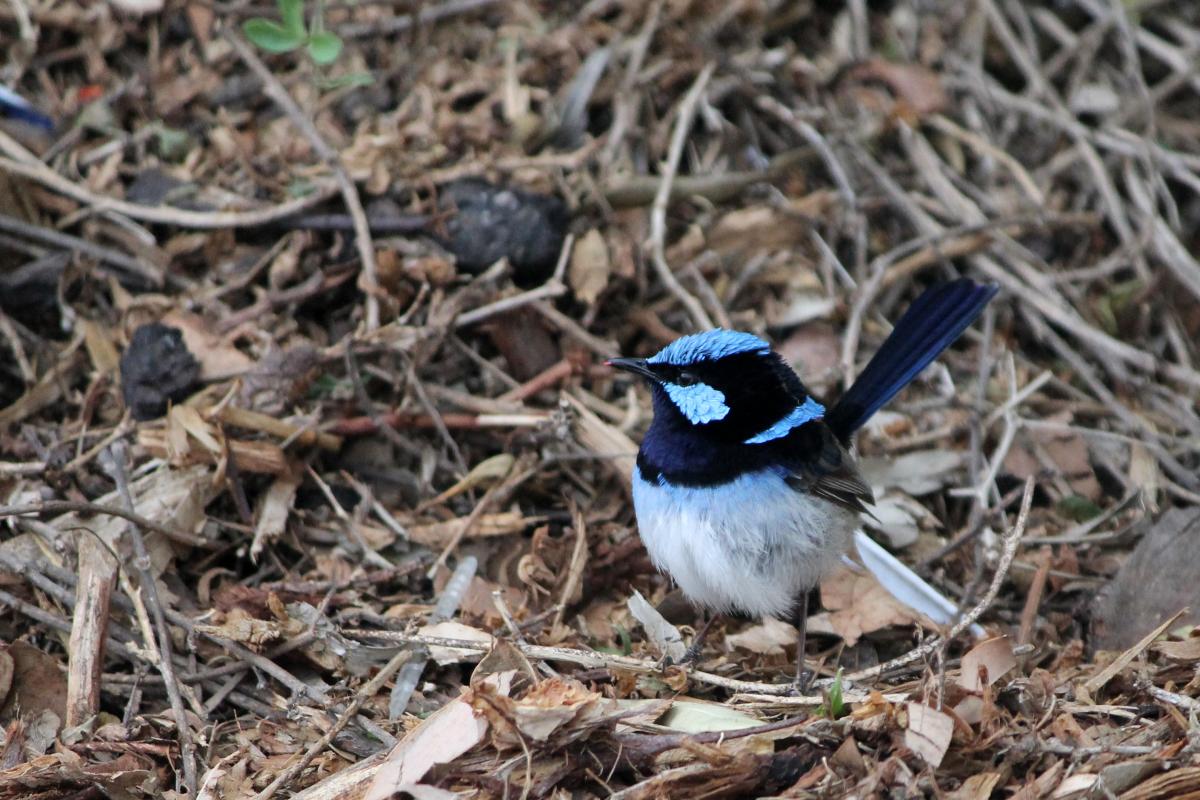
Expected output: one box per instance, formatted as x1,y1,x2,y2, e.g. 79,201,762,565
2,0,1200,797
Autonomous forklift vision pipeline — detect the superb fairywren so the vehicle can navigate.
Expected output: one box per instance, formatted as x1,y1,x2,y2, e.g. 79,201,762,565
609,280,998,682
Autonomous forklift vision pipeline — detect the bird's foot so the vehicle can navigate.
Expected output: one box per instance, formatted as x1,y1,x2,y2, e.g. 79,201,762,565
678,638,706,666
676,614,719,666
790,665,815,696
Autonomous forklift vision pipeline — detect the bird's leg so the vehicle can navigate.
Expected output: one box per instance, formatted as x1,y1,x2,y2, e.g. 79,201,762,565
680,612,719,664
793,592,812,692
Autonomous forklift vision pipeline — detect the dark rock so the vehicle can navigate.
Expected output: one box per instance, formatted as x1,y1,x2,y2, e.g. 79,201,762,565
119,323,200,420
437,179,569,285
1089,508,1200,652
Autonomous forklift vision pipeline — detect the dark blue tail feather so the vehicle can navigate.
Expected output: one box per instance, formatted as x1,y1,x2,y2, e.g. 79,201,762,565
0,86,54,131
826,280,998,441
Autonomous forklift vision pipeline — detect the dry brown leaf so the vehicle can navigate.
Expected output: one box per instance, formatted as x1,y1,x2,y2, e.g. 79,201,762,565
904,702,954,768
658,700,762,734
1003,419,1100,501
959,636,1017,692
160,310,253,380
777,322,840,393
80,319,121,375
866,492,935,550
708,205,816,255
568,228,610,306
193,608,298,651
768,293,838,328
511,678,601,741
628,590,686,662
725,617,798,656
364,696,488,800
0,749,152,793
172,404,222,455
952,695,984,727
1129,442,1160,513
0,642,67,726
849,59,948,116
1050,774,1100,798
0,649,12,709
425,453,515,507
1091,508,1200,651
860,450,965,496
185,2,213,46
1153,637,1200,662
406,512,528,547
250,472,301,561
810,566,925,646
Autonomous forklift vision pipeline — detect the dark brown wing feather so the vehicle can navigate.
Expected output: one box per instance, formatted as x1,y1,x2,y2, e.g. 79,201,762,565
783,421,874,513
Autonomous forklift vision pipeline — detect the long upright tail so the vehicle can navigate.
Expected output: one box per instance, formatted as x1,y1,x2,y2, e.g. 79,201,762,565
826,279,998,442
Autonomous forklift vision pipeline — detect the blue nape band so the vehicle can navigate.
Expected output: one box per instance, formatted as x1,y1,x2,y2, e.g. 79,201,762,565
744,396,825,444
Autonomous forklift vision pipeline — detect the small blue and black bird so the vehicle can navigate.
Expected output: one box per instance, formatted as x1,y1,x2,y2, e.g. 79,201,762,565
609,279,997,683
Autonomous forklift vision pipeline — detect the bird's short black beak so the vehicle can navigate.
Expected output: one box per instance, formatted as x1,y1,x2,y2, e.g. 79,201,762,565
606,357,658,381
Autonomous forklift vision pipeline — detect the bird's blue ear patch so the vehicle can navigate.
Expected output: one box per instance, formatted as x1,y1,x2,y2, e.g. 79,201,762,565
744,396,825,444
662,381,730,425
648,330,770,366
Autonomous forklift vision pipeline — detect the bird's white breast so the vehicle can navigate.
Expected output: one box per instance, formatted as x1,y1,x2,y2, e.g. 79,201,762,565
631,466,859,619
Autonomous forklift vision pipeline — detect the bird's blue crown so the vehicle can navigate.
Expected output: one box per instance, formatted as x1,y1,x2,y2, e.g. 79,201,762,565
648,330,770,366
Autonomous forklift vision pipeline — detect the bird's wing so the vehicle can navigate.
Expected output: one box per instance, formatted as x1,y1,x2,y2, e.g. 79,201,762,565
782,421,874,514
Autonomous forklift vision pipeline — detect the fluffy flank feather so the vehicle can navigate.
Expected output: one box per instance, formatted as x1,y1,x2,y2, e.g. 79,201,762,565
826,280,997,441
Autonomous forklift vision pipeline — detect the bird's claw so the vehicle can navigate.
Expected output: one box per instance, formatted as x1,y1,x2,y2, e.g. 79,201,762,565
790,666,815,696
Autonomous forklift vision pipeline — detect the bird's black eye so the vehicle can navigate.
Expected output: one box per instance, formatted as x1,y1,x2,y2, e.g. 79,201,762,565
676,371,698,387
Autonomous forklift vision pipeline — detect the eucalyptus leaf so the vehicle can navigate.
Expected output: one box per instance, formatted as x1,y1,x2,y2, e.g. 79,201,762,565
278,0,306,37
243,19,305,53
306,31,344,65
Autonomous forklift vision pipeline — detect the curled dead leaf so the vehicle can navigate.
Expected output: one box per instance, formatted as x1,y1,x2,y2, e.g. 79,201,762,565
810,566,925,646
959,636,1016,693
725,618,798,656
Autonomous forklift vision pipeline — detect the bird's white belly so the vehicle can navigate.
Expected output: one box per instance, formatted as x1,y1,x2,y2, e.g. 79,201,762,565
631,466,858,619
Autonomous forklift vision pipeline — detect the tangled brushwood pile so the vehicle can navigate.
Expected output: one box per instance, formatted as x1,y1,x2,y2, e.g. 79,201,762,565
2,0,1200,797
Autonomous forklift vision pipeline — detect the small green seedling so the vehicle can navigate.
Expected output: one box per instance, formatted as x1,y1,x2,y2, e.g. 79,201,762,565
594,625,634,657
817,668,847,720
243,0,344,66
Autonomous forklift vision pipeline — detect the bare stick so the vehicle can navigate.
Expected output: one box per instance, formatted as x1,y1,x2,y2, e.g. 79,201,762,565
648,63,715,330
336,0,502,38
99,442,197,796
454,235,572,329
0,150,338,230
0,211,163,287
0,500,213,548
64,534,118,730
225,31,382,331
602,0,663,165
